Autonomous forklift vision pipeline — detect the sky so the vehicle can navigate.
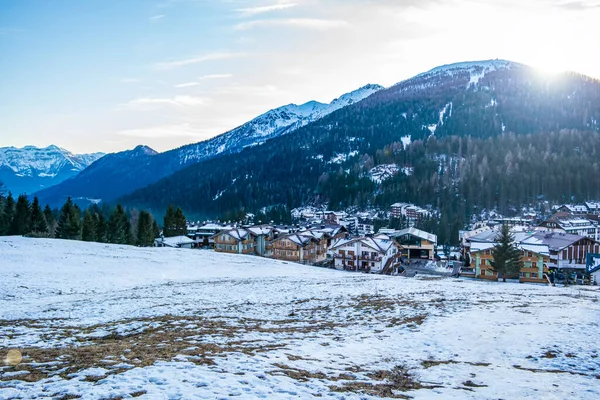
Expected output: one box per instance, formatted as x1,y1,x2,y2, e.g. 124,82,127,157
1,0,599,154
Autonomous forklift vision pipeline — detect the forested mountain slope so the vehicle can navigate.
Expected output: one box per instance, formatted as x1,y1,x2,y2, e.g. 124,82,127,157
34,85,382,207
120,60,600,236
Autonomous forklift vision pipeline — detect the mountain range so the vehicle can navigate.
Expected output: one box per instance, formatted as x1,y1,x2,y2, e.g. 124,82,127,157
34,84,383,207
0,145,104,195
117,59,600,228
7,59,600,242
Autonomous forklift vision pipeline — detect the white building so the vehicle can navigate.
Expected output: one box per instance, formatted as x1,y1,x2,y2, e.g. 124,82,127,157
329,237,401,274
154,235,195,249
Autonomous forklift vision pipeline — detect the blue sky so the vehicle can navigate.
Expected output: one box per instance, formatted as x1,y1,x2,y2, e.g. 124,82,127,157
1,0,599,154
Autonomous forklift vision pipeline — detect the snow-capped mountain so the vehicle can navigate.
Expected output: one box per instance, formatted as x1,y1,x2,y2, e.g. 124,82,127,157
176,84,383,163
0,145,104,195
35,84,383,206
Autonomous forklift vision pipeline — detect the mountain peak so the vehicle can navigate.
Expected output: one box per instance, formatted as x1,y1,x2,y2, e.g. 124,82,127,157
413,59,520,80
0,145,105,194
132,145,158,156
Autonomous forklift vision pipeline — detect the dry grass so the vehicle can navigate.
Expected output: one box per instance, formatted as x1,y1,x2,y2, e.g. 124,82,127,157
330,365,440,399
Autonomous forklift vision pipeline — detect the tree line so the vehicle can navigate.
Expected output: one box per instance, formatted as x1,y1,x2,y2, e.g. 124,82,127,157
0,183,188,247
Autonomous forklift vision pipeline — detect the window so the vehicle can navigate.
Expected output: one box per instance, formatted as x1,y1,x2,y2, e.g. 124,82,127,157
532,262,537,268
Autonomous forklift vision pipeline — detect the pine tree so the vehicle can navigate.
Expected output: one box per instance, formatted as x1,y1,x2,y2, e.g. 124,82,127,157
108,205,130,244
490,224,522,282
81,210,97,242
44,205,57,237
10,194,31,235
136,210,154,247
95,213,108,243
1,193,15,235
163,205,176,237
56,197,81,240
173,207,187,236
29,197,48,234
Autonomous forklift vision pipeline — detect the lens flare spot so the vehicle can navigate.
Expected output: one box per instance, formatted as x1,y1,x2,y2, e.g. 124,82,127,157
6,349,22,366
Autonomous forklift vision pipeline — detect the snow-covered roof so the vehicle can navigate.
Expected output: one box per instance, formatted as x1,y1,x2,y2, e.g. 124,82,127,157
521,231,593,251
388,227,437,245
330,236,397,254
218,228,251,241
160,236,195,247
247,226,274,236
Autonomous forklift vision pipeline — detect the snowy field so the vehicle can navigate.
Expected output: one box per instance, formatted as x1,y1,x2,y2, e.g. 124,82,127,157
1,237,599,400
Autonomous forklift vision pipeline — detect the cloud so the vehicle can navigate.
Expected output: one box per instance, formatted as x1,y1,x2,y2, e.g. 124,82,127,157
123,95,211,107
154,52,244,70
120,78,141,83
236,3,298,17
150,14,165,21
235,18,349,30
174,74,233,88
174,82,201,88
555,1,600,10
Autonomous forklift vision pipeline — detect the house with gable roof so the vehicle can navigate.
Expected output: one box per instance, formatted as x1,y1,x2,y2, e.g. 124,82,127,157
330,236,401,274
269,231,328,264
213,228,256,255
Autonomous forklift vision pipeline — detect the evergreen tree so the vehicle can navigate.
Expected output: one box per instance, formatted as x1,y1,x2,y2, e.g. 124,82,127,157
95,213,108,243
108,205,130,244
173,207,187,236
1,193,15,235
163,205,176,237
490,224,522,282
29,197,48,234
56,197,81,240
43,205,57,236
136,210,154,246
10,194,31,235
81,210,97,242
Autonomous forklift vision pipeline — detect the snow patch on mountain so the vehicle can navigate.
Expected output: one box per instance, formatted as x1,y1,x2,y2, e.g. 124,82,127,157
0,145,104,177
175,84,384,165
369,164,415,183
328,151,359,164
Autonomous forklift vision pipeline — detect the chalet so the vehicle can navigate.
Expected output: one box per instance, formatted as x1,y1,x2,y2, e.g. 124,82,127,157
539,216,599,241
521,232,600,272
469,243,550,283
269,232,328,264
247,225,274,256
214,228,255,255
310,224,348,246
187,223,230,248
556,204,588,215
154,235,195,249
387,227,437,261
330,236,401,274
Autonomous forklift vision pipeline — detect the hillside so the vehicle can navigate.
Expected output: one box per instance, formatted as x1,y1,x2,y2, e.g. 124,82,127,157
0,145,104,195
120,60,600,237
34,85,382,207
1,237,599,399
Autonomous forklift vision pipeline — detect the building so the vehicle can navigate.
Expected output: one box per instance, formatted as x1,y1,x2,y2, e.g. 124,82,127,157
269,232,328,264
154,235,195,249
469,243,550,283
357,218,375,236
521,231,600,271
556,204,589,215
539,216,599,241
186,223,229,248
213,228,255,255
330,236,401,274
247,225,274,256
390,203,430,225
387,227,437,261
464,229,600,283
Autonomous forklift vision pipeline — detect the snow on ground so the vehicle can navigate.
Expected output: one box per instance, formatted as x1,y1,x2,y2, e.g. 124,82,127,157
1,237,599,399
